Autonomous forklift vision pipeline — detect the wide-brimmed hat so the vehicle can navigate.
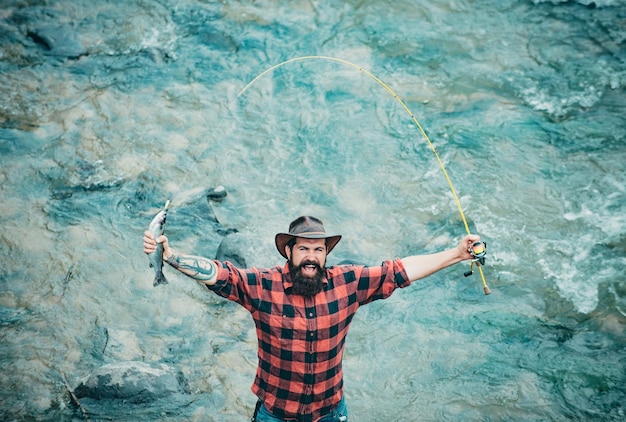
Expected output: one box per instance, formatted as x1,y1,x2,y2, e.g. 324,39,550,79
275,216,342,259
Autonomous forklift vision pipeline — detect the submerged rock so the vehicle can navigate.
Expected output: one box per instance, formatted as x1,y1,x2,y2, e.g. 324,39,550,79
74,361,190,403
46,159,126,199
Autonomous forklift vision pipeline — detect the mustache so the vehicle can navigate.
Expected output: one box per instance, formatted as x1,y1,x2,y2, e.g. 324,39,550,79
298,260,322,270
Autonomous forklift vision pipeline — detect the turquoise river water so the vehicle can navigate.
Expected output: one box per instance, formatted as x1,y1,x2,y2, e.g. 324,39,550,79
1,0,625,421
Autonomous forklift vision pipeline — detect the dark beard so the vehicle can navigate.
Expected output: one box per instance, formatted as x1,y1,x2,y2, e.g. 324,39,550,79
288,260,325,297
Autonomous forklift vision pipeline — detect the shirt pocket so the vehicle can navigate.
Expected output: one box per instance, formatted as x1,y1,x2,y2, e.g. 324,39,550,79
268,313,308,353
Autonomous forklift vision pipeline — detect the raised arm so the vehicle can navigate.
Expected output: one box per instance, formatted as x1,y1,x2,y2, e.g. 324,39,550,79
143,231,219,286
401,234,480,282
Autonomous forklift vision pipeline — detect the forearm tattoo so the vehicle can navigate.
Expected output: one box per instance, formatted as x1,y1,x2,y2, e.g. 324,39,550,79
165,255,180,269
165,254,217,281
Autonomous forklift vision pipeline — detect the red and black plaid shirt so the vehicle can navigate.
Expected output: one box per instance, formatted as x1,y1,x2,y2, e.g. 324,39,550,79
208,258,410,421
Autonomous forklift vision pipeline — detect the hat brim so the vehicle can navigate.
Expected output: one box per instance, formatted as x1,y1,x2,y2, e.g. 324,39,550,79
275,233,342,259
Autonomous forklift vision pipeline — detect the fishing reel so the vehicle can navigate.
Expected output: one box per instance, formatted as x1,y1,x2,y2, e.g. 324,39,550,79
464,241,487,277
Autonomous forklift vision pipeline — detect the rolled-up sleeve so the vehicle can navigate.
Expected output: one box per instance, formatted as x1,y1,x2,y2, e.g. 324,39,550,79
330,258,410,306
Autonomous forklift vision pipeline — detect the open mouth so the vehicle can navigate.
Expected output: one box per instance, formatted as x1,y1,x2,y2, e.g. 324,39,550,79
298,261,321,277
301,264,318,276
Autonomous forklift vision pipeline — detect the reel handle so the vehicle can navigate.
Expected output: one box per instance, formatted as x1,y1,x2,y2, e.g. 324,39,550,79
464,241,490,295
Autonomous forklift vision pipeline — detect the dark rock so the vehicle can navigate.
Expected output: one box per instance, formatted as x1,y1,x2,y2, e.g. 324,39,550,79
74,361,190,404
207,185,227,202
27,25,86,58
216,232,264,268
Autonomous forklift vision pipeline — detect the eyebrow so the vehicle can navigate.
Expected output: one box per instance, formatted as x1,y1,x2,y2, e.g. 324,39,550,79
297,245,325,251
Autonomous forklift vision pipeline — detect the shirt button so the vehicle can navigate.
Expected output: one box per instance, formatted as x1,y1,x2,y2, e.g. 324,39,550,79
308,312,314,317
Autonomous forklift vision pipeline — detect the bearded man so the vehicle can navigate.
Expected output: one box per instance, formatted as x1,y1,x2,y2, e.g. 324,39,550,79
143,215,481,422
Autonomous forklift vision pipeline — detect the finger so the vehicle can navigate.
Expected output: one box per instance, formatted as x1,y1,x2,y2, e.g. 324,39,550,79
143,233,157,254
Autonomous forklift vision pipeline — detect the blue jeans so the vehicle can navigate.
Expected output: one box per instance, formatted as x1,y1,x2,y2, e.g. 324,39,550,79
255,396,348,422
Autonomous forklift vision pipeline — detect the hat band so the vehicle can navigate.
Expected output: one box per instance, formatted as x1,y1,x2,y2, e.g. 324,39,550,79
293,231,328,236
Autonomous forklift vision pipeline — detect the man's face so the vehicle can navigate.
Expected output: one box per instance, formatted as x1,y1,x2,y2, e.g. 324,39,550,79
286,238,328,297
287,238,328,274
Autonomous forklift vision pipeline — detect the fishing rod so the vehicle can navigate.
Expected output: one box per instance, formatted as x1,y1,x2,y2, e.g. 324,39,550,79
238,55,490,295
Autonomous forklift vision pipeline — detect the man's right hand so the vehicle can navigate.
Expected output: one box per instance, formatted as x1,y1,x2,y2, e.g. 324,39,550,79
143,231,170,259
142,233,218,285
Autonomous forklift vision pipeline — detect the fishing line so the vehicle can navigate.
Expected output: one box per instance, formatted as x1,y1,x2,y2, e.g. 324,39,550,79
238,55,490,295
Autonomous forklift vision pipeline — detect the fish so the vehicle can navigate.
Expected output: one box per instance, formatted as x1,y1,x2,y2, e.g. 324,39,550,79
148,200,170,287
